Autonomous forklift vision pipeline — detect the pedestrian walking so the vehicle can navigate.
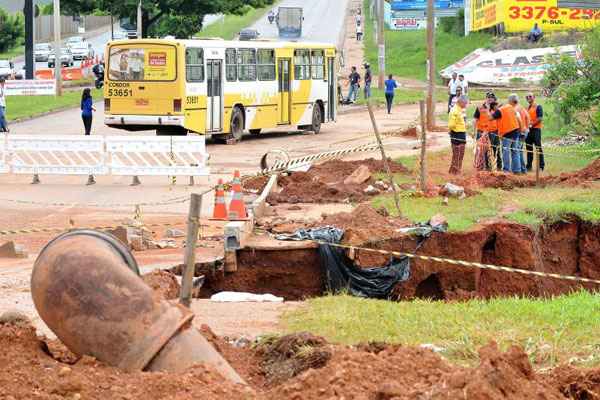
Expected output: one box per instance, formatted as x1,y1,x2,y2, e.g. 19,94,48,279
448,95,468,175
0,78,9,132
81,88,96,135
347,66,361,103
525,93,545,172
384,74,397,114
447,72,459,113
363,63,372,99
356,22,363,41
492,94,523,174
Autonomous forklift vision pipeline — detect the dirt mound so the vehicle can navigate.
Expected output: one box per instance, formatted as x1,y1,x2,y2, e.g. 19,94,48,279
552,157,600,186
545,364,600,399
142,270,181,300
243,175,270,193
268,158,409,204
256,332,331,385
266,342,563,400
322,203,410,246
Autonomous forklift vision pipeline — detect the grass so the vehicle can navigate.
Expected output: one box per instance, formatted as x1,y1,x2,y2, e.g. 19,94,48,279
371,145,600,231
197,4,273,40
362,0,493,82
0,45,24,60
5,88,103,122
283,291,600,368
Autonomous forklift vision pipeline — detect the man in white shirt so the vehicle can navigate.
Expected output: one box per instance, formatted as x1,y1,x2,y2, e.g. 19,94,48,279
447,72,459,113
0,78,8,132
458,74,468,94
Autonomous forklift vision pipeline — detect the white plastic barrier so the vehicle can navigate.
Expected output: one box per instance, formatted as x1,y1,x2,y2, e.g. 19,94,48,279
106,136,209,176
1,135,209,177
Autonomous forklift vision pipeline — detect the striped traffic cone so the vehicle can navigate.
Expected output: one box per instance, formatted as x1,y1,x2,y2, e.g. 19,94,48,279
228,170,248,221
211,179,228,220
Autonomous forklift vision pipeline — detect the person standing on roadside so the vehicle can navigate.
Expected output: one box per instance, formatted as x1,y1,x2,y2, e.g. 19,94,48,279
447,72,459,113
525,93,545,172
384,74,397,114
363,63,372,99
458,74,468,95
492,94,523,174
81,88,97,185
0,79,9,132
448,95,469,175
347,66,361,103
356,22,363,41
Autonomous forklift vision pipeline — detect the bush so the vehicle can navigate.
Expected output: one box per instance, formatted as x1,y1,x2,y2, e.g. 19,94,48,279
439,8,465,36
0,8,24,53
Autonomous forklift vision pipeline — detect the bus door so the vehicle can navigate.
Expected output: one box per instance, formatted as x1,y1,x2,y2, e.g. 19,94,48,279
206,59,223,132
277,58,291,124
327,57,336,121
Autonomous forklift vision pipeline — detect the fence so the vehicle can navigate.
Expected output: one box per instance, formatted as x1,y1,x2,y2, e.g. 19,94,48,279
0,135,209,178
35,15,112,42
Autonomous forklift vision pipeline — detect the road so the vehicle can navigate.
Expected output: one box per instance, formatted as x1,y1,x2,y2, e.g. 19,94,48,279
250,0,350,44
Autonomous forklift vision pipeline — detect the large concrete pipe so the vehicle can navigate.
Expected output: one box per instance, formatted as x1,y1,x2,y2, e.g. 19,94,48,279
31,230,244,384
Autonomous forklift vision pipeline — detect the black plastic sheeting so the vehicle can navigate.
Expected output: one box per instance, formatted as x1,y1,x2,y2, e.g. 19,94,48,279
276,227,410,299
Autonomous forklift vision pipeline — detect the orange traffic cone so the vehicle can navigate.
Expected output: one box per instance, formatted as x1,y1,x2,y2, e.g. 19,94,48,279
228,170,249,221
211,179,228,220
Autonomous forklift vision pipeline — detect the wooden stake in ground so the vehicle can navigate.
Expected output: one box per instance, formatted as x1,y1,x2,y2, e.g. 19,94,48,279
535,147,541,186
419,100,428,193
366,101,402,216
180,193,202,308
426,0,436,130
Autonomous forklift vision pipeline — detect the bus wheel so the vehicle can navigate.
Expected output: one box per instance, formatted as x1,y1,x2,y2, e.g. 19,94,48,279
249,129,261,135
229,107,244,142
311,104,322,134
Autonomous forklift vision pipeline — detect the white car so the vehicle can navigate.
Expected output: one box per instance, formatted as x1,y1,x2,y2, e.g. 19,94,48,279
34,43,53,62
0,59,15,80
70,42,94,60
48,48,74,68
112,31,128,40
66,36,85,48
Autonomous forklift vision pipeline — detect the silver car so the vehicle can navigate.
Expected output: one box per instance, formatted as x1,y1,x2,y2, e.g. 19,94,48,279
48,48,74,68
34,43,53,62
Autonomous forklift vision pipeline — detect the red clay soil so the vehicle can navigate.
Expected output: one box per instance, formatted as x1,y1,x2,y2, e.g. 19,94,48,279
550,157,600,186
2,318,597,400
267,158,409,204
141,270,181,300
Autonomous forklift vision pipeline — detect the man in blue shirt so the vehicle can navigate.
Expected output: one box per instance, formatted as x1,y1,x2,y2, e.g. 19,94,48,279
384,74,397,114
347,66,361,103
528,23,543,42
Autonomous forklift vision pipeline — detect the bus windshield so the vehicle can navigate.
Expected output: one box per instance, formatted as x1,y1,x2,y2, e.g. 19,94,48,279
108,44,177,82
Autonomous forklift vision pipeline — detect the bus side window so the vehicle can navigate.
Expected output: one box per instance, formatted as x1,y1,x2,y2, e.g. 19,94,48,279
257,49,275,81
226,49,237,81
311,50,324,80
238,48,257,81
293,49,310,80
186,48,204,82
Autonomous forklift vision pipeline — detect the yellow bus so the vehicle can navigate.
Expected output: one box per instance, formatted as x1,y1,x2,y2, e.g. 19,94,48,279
103,38,337,141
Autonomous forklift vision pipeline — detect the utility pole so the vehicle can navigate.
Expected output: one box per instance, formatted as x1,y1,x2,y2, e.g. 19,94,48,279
24,0,34,80
426,0,436,129
53,0,62,96
377,0,385,89
137,0,143,39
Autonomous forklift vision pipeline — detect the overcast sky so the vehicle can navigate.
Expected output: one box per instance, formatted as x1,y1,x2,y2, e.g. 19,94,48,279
0,0,51,14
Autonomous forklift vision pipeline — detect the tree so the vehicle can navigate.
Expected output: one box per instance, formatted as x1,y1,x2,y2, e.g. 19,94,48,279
544,26,600,135
59,0,275,39
0,8,24,53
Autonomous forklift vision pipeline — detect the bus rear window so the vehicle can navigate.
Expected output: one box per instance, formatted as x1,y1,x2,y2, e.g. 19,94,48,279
108,45,177,81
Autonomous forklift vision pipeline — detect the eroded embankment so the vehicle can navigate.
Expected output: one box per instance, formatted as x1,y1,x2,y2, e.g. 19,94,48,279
195,218,600,301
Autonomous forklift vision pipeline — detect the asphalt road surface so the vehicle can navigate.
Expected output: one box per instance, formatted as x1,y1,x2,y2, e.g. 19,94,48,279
250,0,350,44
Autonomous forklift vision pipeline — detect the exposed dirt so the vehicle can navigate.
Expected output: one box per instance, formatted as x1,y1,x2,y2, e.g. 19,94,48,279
550,157,600,186
141,270,181,300
3,318,598,399
267,158,409,204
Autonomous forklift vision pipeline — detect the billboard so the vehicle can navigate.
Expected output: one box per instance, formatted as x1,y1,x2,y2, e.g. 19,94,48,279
391,0,464,10
471,0,600,31
557,0,600,8
441,45,579,85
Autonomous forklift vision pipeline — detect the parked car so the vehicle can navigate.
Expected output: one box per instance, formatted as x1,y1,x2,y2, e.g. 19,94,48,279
48,48,74,68
112,31,128,40
66,36,85,48
239,28,260,41
126,30,138,39
34,43,53,62
0,59,15,80
14,66,26,80
70,42,94,60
